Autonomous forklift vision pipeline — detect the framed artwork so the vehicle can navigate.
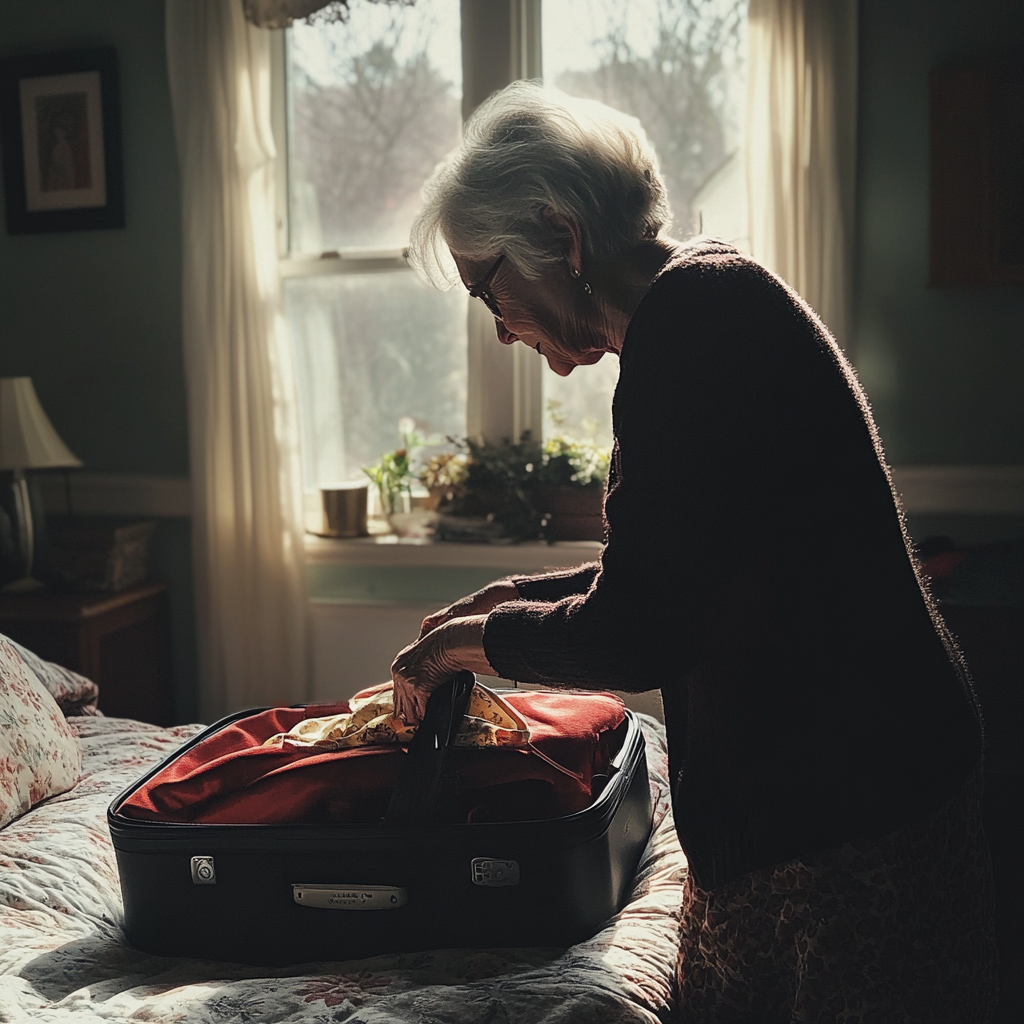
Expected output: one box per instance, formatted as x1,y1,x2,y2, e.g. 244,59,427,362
930,60,1024,287
0,47,125,234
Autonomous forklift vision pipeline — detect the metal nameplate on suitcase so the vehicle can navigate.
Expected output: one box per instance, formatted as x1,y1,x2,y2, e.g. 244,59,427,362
292,884,408,910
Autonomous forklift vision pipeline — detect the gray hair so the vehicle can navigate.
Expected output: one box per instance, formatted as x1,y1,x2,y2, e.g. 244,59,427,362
408,80,671,286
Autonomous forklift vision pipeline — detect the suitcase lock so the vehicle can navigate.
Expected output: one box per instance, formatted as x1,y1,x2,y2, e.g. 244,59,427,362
191,856,217,885
471,858,520,887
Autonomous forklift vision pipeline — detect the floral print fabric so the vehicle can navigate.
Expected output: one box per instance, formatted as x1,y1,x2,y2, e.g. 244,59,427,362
1,713,685,1023
0,636,82,829
677,765,998,1024
8,640,100,716
265,680,533,751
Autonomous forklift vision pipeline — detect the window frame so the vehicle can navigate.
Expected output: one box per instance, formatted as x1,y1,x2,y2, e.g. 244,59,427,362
271,1,544,461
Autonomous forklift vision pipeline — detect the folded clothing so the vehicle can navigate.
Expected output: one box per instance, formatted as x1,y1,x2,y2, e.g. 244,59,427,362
262,681,532,752
118,689,626,825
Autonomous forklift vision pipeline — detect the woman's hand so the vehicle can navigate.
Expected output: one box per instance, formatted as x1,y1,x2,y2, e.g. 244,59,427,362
392,615,494,725
417,580,519,639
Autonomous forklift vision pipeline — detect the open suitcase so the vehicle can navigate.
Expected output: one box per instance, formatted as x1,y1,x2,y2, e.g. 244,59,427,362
108,674,653,965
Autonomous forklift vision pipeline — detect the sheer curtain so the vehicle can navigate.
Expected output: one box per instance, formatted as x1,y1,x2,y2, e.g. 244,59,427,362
746,0,858,349
166,0,308,720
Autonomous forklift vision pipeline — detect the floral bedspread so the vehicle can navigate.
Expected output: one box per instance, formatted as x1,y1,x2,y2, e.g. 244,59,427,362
0,714,685,1023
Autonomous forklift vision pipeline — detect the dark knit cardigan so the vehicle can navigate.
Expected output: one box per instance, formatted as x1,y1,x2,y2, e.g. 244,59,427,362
483,240,981,891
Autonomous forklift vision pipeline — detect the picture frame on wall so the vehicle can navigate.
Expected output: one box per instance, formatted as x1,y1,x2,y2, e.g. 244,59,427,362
0,47,125,234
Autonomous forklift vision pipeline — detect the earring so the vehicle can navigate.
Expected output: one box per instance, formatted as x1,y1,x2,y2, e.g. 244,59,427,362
569,263,591,294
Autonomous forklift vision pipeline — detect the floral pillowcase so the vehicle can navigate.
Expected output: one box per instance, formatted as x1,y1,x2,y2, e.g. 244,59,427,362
0,635,83,830
10,639,100,716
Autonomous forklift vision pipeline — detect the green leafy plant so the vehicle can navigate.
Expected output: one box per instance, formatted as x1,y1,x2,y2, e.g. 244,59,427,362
540,400,611,488
363,418,432,515
363,448,413,516
538,435,611,489
446,433,544,541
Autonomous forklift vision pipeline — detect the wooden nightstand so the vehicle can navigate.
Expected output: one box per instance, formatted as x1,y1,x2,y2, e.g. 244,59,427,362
0,582,173,725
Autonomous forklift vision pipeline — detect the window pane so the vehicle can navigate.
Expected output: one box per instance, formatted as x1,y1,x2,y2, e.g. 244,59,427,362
288,0,462,252
545,356,620,450
541,0,748,444
285,272,468,487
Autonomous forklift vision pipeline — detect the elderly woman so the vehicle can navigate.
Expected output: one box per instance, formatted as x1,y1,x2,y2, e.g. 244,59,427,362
392,82,997,1022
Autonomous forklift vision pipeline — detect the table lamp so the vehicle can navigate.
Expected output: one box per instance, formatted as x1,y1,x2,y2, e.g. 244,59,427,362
0,377,82,591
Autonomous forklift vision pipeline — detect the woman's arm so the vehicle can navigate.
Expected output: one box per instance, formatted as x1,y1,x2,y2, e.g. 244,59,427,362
393,565,603,724
416,563,601,638
511,562,601,602
418,580,518,638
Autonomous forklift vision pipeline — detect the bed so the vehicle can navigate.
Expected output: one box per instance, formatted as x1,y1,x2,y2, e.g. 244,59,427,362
0,639,686,1023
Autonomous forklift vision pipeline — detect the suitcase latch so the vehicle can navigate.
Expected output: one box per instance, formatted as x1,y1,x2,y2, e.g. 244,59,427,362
471,858,520,887
292,884,408,910
191,856,217,885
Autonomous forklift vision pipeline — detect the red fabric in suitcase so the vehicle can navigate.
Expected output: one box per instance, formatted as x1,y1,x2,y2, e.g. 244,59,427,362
120,691,626,825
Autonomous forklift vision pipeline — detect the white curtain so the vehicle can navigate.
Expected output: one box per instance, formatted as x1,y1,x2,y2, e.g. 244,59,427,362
166,0,308,720
746,0,858,348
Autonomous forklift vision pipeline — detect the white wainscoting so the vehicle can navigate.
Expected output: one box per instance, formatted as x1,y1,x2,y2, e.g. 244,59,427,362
889,465,1024,514
308,600,667,722
309,600,434,701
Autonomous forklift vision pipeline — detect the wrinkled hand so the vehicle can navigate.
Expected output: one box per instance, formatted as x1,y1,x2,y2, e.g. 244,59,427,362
392,615,493,725
418,581,519,640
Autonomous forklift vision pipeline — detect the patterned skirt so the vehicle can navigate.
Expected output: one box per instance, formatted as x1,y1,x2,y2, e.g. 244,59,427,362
677,767,998,1023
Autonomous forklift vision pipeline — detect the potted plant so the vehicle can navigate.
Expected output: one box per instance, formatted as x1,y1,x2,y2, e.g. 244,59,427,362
419,451,469,511
362,447,415,517
534,434,611,542
439,434,544,542
363,419,437,534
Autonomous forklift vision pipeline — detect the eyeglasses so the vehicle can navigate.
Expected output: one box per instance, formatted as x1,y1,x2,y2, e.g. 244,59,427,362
467,253,506,322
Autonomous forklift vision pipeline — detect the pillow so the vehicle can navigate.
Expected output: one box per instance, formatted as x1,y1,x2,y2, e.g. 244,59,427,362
9,640,100,716
0,634,82,829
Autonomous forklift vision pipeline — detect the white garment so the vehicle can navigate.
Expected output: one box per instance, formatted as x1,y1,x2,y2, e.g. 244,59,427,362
746,0,858,349
166,0,308,719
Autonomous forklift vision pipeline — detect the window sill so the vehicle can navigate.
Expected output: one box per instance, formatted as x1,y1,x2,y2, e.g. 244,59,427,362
304,534,601,605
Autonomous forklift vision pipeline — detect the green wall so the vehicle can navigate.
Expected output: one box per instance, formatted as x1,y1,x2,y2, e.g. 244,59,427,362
0,0,197,719
0,0,186,474
853,0,1024,469
853,0,1024,547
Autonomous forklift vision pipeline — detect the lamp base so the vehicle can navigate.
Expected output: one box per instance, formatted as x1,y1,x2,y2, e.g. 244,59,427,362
2,575,46,593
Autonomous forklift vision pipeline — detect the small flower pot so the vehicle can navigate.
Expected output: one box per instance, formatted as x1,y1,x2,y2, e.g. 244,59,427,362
534,485,605,542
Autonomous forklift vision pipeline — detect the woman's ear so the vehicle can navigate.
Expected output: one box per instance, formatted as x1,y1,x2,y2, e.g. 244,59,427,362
542,208,584,277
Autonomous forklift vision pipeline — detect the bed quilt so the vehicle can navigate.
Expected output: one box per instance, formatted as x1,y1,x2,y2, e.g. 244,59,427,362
0,713,685,1023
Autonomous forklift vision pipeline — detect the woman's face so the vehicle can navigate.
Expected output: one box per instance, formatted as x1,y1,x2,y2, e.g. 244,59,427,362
455,254,611,377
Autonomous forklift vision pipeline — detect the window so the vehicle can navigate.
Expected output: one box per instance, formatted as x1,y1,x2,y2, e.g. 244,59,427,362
540,0,748,446
277,0,748,486
281,0,465,489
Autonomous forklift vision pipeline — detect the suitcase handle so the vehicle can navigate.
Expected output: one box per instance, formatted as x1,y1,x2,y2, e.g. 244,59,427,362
382,671,476,826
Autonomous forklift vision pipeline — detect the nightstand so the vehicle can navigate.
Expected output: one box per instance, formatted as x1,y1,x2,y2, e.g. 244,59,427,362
0,582,173,725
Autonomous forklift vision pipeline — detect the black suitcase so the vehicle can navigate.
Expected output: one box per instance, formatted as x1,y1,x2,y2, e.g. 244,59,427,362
108,674,653,965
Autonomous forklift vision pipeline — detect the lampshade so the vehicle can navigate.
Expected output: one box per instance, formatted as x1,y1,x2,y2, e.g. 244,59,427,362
0,377,83,470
